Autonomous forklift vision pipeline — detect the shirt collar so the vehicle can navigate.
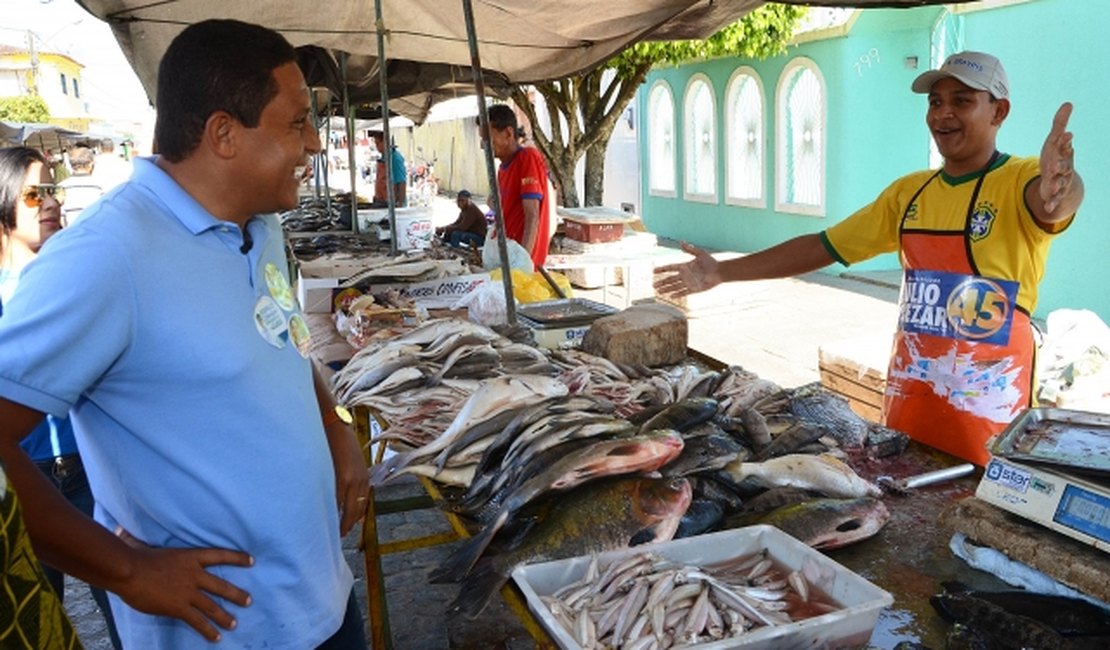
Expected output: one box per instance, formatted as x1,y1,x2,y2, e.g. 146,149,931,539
131,156,240,235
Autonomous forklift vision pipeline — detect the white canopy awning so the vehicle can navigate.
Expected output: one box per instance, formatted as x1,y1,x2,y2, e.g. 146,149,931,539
75,0,967,122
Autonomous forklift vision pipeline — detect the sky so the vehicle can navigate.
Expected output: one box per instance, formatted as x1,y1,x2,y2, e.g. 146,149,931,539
3,0,153,122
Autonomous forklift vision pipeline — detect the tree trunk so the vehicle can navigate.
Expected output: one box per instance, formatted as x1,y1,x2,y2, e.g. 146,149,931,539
583,144,606,206
509,61,652,209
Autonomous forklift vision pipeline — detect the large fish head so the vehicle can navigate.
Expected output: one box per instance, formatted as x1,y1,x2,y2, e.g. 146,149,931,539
550,431,685,490
628,477,693,544
809,497,891,550
622,429,686,469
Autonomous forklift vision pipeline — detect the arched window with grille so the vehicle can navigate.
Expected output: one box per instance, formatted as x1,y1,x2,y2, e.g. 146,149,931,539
724,66,764,207
775,58,826,216
683,74,717,202
647,82,676,196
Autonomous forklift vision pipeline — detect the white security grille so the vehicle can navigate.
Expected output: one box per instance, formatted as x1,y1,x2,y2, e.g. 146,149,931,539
684,76,717,200
648,83,676,195
776,59,825,215
726,68,764,205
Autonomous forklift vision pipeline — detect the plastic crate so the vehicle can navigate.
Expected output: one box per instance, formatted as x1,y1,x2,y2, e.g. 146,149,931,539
511,525,893,649
564,219,624,243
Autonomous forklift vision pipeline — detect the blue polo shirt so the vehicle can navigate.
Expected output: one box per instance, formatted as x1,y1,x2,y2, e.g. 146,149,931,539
0,157,352,648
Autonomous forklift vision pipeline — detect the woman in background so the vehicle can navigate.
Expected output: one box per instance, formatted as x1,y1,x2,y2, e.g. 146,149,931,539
0,146,120,649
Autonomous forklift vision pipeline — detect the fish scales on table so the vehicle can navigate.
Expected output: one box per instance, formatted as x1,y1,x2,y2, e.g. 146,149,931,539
432,431,686,583
775,382,910,457
638,398,719,435
445,476,692,620
368,374,568,486
751,419,831,461
661,433,745,478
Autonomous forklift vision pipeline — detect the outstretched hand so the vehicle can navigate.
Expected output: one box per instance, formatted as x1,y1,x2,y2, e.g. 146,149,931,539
114,529,253,643
1039,102,1077,215
653,242,721,298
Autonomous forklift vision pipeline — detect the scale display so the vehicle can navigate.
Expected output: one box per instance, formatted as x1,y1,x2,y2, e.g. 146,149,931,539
1054,484,1110,544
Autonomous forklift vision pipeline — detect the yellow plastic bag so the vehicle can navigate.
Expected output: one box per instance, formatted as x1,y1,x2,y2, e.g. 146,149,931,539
489,269,574,303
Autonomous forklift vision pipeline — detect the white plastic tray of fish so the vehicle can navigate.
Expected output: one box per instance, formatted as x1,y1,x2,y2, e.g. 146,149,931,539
512,525,892,649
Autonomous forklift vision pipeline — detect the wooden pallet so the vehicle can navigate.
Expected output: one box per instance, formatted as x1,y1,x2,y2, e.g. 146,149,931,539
818,336,889,423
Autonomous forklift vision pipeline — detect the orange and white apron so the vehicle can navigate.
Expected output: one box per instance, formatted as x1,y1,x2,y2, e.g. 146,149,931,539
883,154,1035,466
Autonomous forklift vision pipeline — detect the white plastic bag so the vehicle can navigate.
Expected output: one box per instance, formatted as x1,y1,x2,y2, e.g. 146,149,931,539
481,231,534,273
452,280,509,326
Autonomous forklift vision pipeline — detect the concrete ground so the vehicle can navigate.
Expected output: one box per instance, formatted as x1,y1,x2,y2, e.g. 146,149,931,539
63,199,906,649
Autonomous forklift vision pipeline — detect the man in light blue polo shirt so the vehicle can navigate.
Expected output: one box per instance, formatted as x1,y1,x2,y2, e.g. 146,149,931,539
0,20,369,649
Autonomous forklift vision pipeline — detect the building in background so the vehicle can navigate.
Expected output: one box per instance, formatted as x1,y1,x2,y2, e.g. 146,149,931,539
636,0,1107,322
0,44,90,133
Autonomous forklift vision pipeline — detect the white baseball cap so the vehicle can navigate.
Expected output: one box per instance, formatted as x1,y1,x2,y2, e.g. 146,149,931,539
911,51,1009,100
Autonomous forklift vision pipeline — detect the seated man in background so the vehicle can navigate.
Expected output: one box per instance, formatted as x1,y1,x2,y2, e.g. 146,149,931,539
437,189,487,248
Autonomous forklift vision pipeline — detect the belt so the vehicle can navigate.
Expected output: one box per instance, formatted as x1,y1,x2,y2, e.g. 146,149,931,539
34,453,84,479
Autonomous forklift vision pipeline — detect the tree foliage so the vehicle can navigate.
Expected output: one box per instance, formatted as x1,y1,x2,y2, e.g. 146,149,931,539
0,95,51,123
512,3,806,207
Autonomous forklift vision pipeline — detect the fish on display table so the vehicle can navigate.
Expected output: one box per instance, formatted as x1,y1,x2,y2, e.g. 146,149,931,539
447,476,693,619
931,581,1110,650
432,430,686,582
746,497,890,550
724,453,883,499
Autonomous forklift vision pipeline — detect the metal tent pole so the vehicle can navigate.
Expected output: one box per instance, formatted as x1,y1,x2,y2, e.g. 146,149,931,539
462,0,516,326
375,0,397,255
340,52,361,235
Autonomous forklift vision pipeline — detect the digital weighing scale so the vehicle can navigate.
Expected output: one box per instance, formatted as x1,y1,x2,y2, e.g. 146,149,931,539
975,408,1110,551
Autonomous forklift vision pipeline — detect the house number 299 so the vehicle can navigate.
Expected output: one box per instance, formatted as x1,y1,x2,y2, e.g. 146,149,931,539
855,48,880,77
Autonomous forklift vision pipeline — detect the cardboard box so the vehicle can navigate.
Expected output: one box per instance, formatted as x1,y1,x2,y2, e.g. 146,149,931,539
358,272,491,310
297,275,342,314
512,525,893,650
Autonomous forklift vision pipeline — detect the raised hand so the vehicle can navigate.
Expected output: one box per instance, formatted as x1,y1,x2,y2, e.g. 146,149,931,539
653,242,721,298
1039,102,1077,215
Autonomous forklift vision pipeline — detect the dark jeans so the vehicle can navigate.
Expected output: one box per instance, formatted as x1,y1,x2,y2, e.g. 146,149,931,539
316,590,367,649
447,230,485,249
35,454,123,650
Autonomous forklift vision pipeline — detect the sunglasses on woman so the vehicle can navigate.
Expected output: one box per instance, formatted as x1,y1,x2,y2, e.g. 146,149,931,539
22,184,66,207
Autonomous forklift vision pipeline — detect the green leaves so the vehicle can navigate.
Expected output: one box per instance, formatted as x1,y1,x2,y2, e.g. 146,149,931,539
0,95,51,123
612,3,807,74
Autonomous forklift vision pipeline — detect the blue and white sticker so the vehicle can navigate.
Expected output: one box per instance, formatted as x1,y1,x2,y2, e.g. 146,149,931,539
253,296,289,348
900,269,1018,345
983,459,1032,493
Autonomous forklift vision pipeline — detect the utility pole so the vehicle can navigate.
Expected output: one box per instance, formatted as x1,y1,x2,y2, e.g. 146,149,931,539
26,28,39,95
